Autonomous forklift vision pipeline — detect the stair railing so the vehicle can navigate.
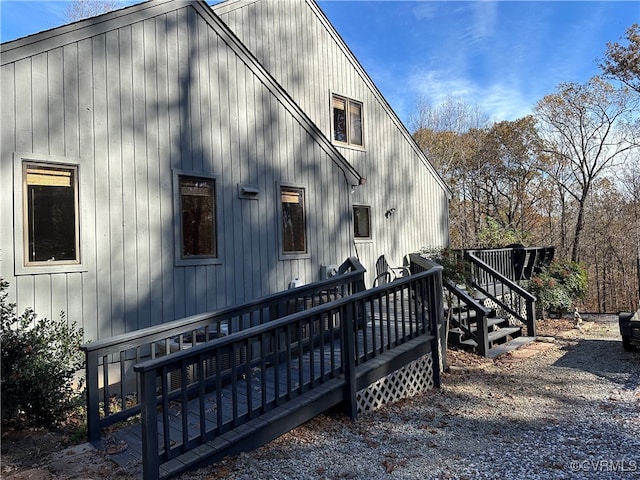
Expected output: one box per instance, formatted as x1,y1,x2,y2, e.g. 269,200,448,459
409,253,492,357
442,280,492,357
464,251,537,337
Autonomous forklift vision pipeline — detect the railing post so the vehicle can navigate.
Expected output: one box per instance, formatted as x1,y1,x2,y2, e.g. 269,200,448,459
83,348,102,443
137,367,160,480
476,311,489,357
341,303,357,420
427,273,443,387
526,299,537,337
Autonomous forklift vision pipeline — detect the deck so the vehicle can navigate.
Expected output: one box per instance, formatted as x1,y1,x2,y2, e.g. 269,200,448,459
106,321,433,478
83,261,444,480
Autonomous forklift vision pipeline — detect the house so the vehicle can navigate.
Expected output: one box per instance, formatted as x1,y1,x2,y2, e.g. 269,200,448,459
0,0,451,344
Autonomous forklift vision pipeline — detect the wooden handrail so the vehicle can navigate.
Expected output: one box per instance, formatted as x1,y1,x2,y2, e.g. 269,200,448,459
461,246,555,282
465,251,536,337
81,257,366,443
134,266,443,480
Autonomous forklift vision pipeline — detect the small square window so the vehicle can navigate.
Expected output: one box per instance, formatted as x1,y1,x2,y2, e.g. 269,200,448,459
280,186,307,255
24,163,79,265
332,94,364,147
179,176,216,258
353,205,371,239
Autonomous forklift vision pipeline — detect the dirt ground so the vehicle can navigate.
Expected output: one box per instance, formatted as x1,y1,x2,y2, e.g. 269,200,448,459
0,315,628,480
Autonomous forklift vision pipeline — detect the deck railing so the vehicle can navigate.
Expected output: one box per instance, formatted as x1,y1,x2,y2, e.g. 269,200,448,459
409,253,492,357
461,246,555,283
134,265,443,480
465,252,537,337
81,257,365,442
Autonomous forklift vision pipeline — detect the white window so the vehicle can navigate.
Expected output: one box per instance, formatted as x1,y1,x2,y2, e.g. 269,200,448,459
332,94,363,147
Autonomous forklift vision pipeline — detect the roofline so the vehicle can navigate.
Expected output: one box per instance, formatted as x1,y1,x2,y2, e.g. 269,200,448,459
1,0,171,64
191,1,363,186
1,0,363,186
305,0,452,198
212,0,451,197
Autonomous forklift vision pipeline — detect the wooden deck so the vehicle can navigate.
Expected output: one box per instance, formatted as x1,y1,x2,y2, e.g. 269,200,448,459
104,300,438,478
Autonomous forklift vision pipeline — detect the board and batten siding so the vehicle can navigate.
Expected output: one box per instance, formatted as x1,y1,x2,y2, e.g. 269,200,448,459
0,2,356,342
215,0,451,286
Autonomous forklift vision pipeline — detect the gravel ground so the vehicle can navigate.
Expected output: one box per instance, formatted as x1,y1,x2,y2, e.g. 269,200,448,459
182,316,640,480
6,316,639,480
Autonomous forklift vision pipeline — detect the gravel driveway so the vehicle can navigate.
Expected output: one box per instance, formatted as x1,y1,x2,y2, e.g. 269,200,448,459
182,316,639,480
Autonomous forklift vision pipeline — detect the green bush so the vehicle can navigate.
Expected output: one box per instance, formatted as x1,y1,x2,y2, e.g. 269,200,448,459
1,278,85,426
419,247,471,287
476,216,523,248
528,260,588,317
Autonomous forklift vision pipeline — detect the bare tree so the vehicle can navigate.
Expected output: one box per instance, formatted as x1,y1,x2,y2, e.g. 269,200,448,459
411,96,490,247
64,0,122,22
534,76,640,262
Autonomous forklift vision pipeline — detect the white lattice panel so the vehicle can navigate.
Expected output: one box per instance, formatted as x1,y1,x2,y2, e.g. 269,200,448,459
482,293,525,326
356,354,434,414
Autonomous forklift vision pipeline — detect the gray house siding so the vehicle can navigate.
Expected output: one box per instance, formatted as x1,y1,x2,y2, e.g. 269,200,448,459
215,0,451,286
1,0,360,342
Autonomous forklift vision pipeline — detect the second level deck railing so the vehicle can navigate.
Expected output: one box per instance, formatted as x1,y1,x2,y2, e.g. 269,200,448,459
462,246,555,283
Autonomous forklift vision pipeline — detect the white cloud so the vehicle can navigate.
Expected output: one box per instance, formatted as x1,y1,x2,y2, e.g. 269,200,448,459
407,68,534,123
468,1,498,42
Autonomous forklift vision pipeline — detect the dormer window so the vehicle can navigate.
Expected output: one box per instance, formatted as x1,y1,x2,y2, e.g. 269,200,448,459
332,94,363,147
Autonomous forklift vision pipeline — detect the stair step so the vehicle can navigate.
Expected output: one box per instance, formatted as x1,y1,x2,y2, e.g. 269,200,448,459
444,309,479,321
451,318,511,336
487,317,505,327
487,336,536,359
458,326,522,347
487,326,521,342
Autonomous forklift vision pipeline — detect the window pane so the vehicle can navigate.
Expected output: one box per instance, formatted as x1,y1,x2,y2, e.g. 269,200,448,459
349,101,363,146
26,165,77,262
281,187,306,253
180,176,216,257
333,96,347,143
353,205,371,239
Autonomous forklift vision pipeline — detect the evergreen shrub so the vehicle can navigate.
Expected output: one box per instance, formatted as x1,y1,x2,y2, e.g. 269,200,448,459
1,278,85,426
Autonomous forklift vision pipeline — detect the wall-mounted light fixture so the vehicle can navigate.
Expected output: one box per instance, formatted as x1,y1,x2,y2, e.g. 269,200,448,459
385,208,396,218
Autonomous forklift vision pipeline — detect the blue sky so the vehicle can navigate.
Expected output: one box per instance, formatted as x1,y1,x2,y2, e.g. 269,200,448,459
1,1,638,127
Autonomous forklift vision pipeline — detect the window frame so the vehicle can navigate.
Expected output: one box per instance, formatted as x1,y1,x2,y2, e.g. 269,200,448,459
352,204,372,241
13,153,87,275
173,169,221,267
331,93,365,149
278,182,310,260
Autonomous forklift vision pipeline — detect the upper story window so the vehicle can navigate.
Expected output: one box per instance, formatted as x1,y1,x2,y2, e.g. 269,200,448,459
280,185,307,255
353,205,371,240
332,94,363,147
23,163,79,265
179,175,217,259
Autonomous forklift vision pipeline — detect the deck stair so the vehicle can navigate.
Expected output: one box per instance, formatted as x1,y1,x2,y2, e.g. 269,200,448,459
409,251,540,359
444,286,534,358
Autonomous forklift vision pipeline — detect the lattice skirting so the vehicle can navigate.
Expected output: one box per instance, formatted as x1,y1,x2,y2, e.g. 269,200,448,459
482,293,526,326
356,354,434,414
